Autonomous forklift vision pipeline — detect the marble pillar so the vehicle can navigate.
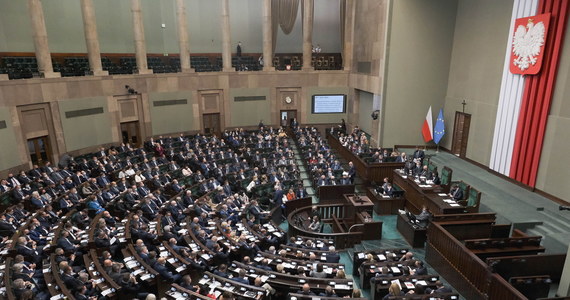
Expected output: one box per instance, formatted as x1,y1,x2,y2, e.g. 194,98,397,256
302,0,314,71
27,0,60,78
343,0,355,71
80,0,108,76
176,0,193,73
131,0,152,74
262,0,274,71
221,0,233,72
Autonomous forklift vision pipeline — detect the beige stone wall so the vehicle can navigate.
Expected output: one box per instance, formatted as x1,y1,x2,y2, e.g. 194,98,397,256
229,88,271,127
58,96,113,152
535,24,570,201
0,107,21,171
382,0,458,148
148,91,197,135
442,0,513,164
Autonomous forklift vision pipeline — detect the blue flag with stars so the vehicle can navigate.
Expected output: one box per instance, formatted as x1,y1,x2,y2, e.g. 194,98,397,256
433,109,445,144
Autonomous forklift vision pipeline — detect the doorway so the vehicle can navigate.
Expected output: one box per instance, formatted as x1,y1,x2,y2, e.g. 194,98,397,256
280,110,297,127
27,136,52,166
120,121,141,147
451,112,471,157
203,113,221,135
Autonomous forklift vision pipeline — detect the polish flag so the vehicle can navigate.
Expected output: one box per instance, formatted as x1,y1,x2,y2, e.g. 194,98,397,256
422,106,433,142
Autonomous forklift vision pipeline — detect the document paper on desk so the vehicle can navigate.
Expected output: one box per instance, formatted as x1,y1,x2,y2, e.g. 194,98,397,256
391,279,402,290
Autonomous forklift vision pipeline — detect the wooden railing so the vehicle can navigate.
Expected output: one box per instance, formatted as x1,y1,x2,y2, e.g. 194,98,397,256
486,254,567,282
426,222,528,300
488,273,528,300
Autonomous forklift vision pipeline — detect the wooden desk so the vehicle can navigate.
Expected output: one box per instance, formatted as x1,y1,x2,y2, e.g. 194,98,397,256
366,187,405,215
393,171,461,214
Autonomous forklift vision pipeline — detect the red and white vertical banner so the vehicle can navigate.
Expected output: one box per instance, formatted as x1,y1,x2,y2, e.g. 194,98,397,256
490,0,539,176
491,0,568,188
510,0,569,187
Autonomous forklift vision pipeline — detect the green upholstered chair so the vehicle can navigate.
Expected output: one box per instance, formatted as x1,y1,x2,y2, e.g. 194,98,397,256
459,187,482,213
440,166,453,192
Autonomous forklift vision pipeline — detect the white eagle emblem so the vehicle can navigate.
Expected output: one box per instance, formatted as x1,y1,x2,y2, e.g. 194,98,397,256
512,20,546,71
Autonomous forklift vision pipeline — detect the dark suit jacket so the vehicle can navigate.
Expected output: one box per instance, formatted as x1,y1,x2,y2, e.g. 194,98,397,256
326,252,341,263
233,277,250,285
154,263,176,281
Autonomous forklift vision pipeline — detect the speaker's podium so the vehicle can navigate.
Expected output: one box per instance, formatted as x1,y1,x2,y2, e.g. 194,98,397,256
342,194,379,240
344,194,374,216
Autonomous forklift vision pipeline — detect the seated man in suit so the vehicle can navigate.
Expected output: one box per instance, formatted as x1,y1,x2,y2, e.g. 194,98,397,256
449,184,464,200
372,266,393,284
154,257,181,282
410,260,428,275
213,263,229,278
383,183,394,197
248,200,265,223
419,165,431,178
325,246,340,263
15,237,42,264
296,185,308,199
57,230,83,257
427,280,453,294
232,268,250,285
319,285,338,297
297,283,316,296
414,206,432,228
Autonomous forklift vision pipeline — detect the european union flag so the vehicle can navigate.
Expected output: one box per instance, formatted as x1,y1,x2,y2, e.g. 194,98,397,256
433,109,445,144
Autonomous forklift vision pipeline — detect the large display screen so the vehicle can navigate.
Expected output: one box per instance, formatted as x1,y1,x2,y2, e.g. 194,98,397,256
312,94,347,114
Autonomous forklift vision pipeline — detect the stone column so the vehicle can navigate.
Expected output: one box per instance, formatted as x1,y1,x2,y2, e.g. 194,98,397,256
176,0,193,73
262,0,274,71
130,0,152,74
221,0,233,72
343,0,355,71
80,0,108,76
27,0,60,78
302,0,314,70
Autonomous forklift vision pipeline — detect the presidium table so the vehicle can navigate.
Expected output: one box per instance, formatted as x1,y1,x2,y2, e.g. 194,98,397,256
392,170,466,215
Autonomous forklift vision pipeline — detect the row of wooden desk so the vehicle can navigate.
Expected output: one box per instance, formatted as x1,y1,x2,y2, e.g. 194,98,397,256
392,170,462,215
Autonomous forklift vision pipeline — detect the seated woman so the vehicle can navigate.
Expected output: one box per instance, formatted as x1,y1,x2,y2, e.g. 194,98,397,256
286,188,296,201
308,215,321,232
383,282,405,300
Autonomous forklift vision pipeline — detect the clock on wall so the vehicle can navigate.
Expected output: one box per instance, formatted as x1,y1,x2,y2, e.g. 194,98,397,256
284,96,292,104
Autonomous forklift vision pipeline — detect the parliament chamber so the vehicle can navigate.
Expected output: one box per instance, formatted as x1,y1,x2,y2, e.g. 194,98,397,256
2,0,570,300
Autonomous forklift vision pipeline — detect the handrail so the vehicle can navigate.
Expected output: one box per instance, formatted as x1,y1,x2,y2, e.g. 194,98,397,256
348,224,363,233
